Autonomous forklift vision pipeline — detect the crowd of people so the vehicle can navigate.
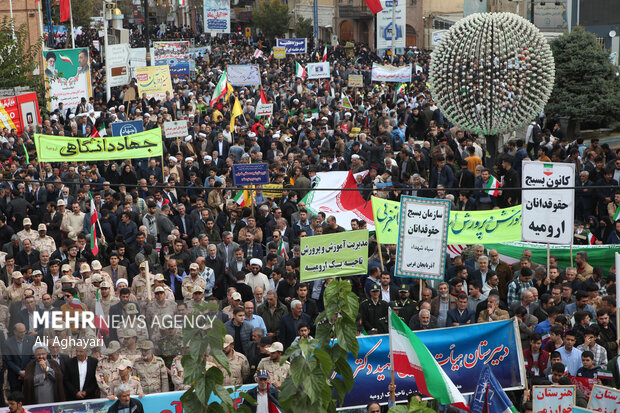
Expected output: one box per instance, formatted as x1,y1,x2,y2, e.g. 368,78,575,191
0,24,619,411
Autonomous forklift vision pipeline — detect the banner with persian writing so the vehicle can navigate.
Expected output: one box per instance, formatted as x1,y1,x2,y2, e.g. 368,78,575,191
371,63,412,83
343,319,525,408
532,385,576,413
300,229,369,281
395,196,450,280
588,385,620,413
34,128,163,162
372,196,521,245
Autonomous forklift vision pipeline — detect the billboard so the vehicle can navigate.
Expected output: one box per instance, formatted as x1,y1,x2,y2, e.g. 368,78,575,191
204,0,231,34
43,48,92,111
153,41,190,77
135,66,172,100
376,0,406,51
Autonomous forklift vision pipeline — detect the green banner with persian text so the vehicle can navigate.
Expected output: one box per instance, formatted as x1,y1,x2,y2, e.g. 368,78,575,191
300,229,369,281
34,128,163,162
371,196,522,244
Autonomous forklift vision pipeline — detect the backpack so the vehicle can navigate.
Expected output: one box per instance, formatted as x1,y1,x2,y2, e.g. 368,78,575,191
532,124,543,144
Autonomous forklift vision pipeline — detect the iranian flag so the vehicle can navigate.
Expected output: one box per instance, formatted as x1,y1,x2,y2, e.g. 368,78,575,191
277,239,286,258
587,231,597,245
90,122,106,137
211,70,228,107
322,46,327,62
233,190,250,207
89,195,99,256
94,289,109,339
484,175,500,197
394,83,406,103
389,309,469,410
613,207,620,222
295,61,306,79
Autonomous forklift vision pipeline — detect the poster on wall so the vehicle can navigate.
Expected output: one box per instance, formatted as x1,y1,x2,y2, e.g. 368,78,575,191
43,48,92,111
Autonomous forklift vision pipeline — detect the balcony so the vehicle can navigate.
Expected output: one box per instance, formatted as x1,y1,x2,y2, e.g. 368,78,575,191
338,5,374,18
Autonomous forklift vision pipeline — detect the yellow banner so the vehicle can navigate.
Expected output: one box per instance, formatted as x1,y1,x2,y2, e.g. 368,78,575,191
371,196,522,245
136,65,172,100
262,183,283,198
34,128,163,162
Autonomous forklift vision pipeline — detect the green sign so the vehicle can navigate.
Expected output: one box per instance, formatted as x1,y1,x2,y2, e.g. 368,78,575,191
371,196,522,245
300,230,369,281
34,128,163,162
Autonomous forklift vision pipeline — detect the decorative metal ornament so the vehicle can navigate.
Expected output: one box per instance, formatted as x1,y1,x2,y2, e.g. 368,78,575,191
429,13,555,135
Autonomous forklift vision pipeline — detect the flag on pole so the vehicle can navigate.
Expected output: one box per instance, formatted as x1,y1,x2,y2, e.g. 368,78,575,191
230,96,243,132
90,121,106,137
295,61,307,79
59,0,71,22
586,231,597,245
342,92,354,110
94,289,109,340
389,309,469,410
470,364,517,413
233,189,251,207
484,175,500,197
211,70,228,107
89,194,98,256
363,0,383,14
322,47,328,62
394,83,406,103
260,89,268,104
253,49,263,59
277,239,286,257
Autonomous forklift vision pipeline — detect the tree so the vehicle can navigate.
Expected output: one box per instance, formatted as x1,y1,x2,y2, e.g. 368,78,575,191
252,0,290,40
294,16,313,39
71,0,94,28
0,18,45,105
546,26,620,129
278,280,359,412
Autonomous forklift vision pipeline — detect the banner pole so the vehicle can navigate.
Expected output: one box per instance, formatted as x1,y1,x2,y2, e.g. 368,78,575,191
388,308,396,403
377,242,385,272
145,260,151,301
546,243,550,278
570,244,574,268
615,253,620,340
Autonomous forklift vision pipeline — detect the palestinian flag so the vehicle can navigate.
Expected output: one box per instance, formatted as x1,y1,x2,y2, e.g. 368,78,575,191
322,46,327,62
277,239,286,257
295,61,306,79
342,93,354,110
233,190,250,207
484,175,500,197
389,309,469,410
89,194,98,256
587,231,597,245
210,70,228,107
94,289,109,340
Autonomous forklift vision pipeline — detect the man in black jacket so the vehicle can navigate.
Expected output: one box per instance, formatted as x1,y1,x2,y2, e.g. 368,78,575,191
64,345,99,400
3,323,35,391
242,369,281,413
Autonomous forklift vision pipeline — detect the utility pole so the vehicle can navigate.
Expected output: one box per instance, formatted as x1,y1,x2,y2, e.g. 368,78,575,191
530,0,534,23
143,0,150,65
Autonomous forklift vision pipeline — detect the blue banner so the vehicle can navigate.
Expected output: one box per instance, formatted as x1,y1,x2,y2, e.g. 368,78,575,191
232,163,270,186
343,319,525,408
111,120,144,137
276,38,307,54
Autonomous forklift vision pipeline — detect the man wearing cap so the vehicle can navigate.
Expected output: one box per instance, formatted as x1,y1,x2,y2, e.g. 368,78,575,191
245,259,271,293
95,341,129,397
360,284,389,334
242,369,281,412
7,271,26,302
33,224,56,253
146,286,177,342
16,218,36,244
131,262,153,303
255,342,290,389
170,351,190,391
223,291,243,319
108,361,144,399
152,273,175,300
181,263,207,302
133,340,169,394
207,334,249,386
118,329,141,362
186,286,206,314
392,285,419,324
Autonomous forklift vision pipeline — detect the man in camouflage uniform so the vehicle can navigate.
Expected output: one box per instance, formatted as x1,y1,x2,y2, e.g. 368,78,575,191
153,274,175,301
146,286,177,342
131,262,151,302
119,328,141,362
206,335,249,386
16,218,38,243
98,280,120,317
7,271,26,302
255,342,290,389
156,326,183,369
186,286,206,313
170,352,190,391
108,360,144,399
96,341,129,397
124,302,149,342
33,223,56,252
133,340,169,394
181,263,207,302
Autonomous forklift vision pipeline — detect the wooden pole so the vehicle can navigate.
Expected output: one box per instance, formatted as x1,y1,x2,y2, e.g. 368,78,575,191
160,153,165,183
570,244,574,268
546,243,550,279
377,243,385,272
145,260,152,301
390,370,396,403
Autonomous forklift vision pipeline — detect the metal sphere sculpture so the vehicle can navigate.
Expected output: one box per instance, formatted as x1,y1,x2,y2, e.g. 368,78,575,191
429,13,555,135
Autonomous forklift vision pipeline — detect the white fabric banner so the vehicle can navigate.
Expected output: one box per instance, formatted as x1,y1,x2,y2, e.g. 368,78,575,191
227,64,261,86
371,63,412,83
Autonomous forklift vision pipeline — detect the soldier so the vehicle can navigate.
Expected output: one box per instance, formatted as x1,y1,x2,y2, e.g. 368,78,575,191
96,341,129,397
131,262,151,303
119,329,141,363
170,350,190,391
153,274,175,301
181,263,207,302
108,360,145,399
30,270,48,304
124,303,149,342
17,218,38,243
360,284,389,334
156,326,182,369
7,271,26,302
53,270,75,299
98,280,120,317
33,224,56,252
133,340,169,394
206,334,249,386
76,263,97,304
146,286,177,343
255,341,290,389
186,286,206,314
392,284,419,324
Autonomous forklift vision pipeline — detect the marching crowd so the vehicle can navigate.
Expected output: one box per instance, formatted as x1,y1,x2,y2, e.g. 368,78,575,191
0,26,619,411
